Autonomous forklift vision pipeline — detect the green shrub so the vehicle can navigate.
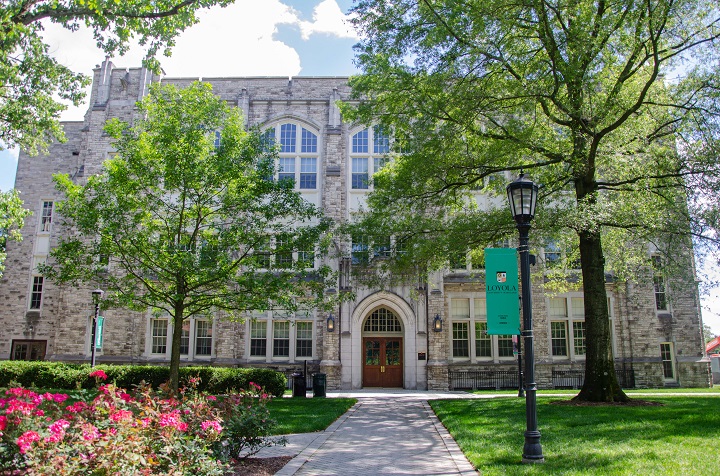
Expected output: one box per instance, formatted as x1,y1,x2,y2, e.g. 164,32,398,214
0,361,286,396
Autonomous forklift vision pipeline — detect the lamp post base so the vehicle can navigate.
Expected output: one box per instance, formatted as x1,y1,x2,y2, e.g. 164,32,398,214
522,430,544,464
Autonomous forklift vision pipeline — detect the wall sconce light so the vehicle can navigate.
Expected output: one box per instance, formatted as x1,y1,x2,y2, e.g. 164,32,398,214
433,314,443,332
326,314,335,332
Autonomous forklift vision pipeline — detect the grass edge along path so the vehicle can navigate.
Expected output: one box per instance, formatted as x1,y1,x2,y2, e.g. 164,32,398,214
430,395,720,475
267,397,357,435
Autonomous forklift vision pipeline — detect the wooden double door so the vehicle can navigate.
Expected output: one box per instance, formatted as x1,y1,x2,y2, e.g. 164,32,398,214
363,337,403,387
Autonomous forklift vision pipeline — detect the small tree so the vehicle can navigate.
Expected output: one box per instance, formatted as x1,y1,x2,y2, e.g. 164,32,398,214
0,189,31,278
41,82,334,391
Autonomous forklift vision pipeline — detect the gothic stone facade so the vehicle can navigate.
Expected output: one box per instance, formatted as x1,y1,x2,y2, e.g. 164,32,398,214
0,60,711,390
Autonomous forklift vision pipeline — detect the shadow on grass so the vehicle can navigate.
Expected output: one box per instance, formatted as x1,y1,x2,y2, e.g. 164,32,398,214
431,396,719,475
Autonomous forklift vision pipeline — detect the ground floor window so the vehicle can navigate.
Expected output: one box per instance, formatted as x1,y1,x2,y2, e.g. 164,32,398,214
247,310,316,362
148,316,214,359
450,296,517,363
660,342,676,380
11,340,46,361
548,296,594,360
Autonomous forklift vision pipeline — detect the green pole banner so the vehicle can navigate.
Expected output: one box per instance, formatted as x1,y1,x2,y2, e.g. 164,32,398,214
95,316,104,349
485,248,521,335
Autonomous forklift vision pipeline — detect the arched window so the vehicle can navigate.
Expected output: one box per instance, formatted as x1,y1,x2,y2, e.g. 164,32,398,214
263,123,319,189
363,308,402,333
351,126,389,189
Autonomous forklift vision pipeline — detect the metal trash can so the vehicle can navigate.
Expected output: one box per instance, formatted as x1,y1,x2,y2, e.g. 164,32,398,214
313,373,326,398
291,372,306,398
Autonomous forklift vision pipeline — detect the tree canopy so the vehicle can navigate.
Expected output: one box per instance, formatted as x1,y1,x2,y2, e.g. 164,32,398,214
41,82,334,391
344,0,720,401
0,0,233,154
0,189,31,278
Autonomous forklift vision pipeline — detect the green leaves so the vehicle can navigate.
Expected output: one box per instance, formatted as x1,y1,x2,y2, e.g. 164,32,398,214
1,0,234,153
0,189,31,278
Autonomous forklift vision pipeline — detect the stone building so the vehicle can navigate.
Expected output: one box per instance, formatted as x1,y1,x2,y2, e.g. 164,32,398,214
0,60,711,390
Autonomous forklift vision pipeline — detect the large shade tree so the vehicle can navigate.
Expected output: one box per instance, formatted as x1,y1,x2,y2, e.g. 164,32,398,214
1,0,234,154
41,82,334,391
344,0,720,401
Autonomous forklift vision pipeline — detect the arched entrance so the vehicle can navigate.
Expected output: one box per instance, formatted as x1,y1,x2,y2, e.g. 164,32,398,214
362,308,403,387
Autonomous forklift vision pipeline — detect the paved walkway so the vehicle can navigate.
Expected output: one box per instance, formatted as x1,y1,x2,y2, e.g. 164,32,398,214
256,390,479,476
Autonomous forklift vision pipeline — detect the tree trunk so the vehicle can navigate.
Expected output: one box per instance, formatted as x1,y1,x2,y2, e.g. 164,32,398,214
169,302,185,394
573,229,628,402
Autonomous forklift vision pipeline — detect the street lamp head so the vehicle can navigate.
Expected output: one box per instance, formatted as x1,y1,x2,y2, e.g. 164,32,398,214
92,289,104,303
326,314,335,332
506,173,539,225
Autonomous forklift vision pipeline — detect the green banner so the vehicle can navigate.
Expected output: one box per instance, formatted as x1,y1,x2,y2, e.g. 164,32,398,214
485,248,520,335
95,316,104,349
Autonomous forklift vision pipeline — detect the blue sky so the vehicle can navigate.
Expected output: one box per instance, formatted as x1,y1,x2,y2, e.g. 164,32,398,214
1,0,719,336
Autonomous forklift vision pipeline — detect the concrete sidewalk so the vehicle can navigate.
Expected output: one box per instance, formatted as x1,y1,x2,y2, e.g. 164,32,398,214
257,390,479,476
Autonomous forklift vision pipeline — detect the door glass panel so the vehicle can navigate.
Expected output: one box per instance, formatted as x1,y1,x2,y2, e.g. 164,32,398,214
385,340,401,366
365,340,381,365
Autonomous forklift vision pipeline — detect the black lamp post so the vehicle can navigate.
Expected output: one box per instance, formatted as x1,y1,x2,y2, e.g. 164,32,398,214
506,173,544,463
90,289,104,367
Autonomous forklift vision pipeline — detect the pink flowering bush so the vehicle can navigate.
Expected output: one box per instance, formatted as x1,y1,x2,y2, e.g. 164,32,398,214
0,374,282,474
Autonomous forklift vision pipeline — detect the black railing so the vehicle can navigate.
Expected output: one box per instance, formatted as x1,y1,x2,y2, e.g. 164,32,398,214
449,370,520,390
552,368,636,389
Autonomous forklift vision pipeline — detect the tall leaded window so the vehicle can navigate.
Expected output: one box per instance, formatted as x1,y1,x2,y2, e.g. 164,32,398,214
180,321,190,355
497,335,515,357
151,319,168,354
296,321,313,358
351,126,390,190
475,322,492,357
573,321,586,356
452,322,470,358
273,321,290,357
275,234,294,268
660,342,675,380
29,276,43,309
550,321,568,356
40,201,53,232
265,123,318,190
351,235,369,264
250,321,267,357
195,320,212,356
652,255,668,311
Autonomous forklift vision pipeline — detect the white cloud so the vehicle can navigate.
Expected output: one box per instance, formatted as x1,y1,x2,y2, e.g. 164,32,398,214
297,0,359,40
41,0,315,121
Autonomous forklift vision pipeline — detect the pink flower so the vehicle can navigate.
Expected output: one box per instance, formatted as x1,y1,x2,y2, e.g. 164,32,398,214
176,421,188,432
6,399,36,416
33,409,45,417
49,419,70,434
201,420,223,433
110,410,133,422
82,424,101,441
0,415,7,431
89,369,108,381
16,431,41,454
206,395,217,401
118,392,133,402
65,401,88,413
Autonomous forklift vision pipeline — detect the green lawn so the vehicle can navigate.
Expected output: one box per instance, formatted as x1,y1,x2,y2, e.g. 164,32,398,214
430,396,720,475
267,397,357,435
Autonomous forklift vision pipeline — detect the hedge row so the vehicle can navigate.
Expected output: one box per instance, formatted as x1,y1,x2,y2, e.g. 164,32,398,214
0,361,287,397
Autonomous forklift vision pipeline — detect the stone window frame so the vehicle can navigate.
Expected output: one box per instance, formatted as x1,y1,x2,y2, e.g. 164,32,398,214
660,342,677,381
448,295,517,363
349,125,390,191
28,276,44,310
547,294,614,361
246,309,316,362
651,255,670,313
145,315,216,360
262,121,320,190
39,201,54,233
